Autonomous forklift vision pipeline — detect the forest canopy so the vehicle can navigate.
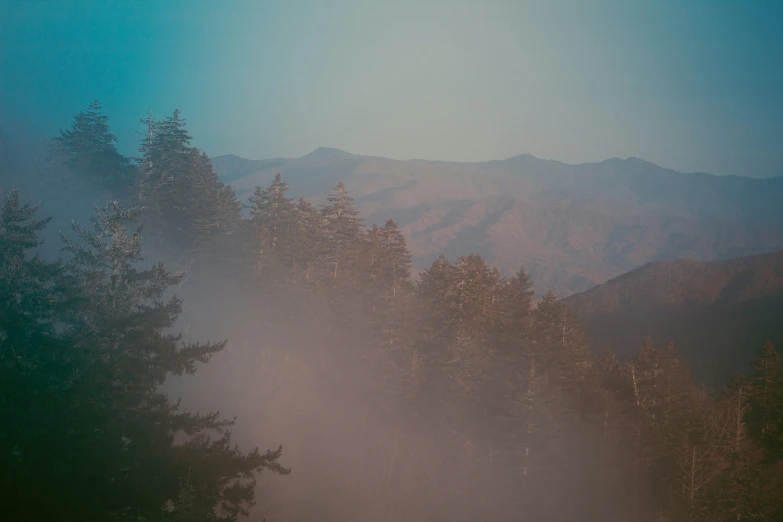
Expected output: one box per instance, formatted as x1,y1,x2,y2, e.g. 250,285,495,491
1,102,782,521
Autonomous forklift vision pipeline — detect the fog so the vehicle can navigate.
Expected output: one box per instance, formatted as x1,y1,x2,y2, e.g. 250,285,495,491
4,1,783,518
1,127,634,522
7,91,783,519
158,249,610,522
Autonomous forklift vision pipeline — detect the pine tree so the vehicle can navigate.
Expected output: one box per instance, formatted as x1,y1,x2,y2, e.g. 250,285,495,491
587,349,645,520
378,219,412,295
417,254,459,334
184,151,242,249
136,109,194,236
136,108,158,201
669,387,723,522
498,265,535,340
319,181,365,288
0,188,65,381
356,220,418,404
365,223,382,279
711,381,764,521
0,189,63,414
374,219,414,341
0,190,77,521
290,198,328,285
11,199,290,521
245,174,297,278
0,189,60,336
360,224,385,324
419,254,500,337
52,100,133,194
743,342,783,461
414,253,510,503
136,109,241,254
531,291,592,404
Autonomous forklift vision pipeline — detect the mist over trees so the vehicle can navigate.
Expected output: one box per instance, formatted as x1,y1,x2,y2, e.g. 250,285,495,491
0,191,289,521
2,102,783,521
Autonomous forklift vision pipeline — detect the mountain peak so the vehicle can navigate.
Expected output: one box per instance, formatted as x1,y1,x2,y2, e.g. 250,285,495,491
500,153,560,169
300,147,354,161
601,156,659,168
504,153,543,162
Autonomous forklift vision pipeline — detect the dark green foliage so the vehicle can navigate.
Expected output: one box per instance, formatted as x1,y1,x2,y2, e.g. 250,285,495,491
1,195,288,522
52,100,133,193
135,110,241,254
0,192,70,512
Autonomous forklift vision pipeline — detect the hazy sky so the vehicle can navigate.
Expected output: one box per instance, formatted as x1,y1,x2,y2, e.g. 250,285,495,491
1,0,781,177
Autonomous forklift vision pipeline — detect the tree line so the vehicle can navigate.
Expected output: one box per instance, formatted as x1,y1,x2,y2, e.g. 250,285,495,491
1,101,782,521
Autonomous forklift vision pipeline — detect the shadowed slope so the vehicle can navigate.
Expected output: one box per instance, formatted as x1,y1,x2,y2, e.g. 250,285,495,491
565,250,783,389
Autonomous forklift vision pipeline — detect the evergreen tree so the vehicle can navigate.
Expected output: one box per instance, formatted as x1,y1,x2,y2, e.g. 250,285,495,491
372,219,414,346
417,254,459,334
245,174,297,278
419,254,500,337
589,349,646,520
0,189,69,378
743,342,783,461
669,387,722,522
711,381,765,521
378,219,412,296
360,224,385,324
365,223,383,280
3,199,289,521
136,110,241,254
10,156,783,521
0,189,60,338
184,151,242,248
290,198,328,285
497,265,535,340
136,109,194,234
53,100,133,193
319,181,364,287
531,291,592,403
0,191,77,521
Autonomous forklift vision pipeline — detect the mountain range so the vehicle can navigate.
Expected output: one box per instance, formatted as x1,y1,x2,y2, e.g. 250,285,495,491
212,148,783,296
565,250,783,389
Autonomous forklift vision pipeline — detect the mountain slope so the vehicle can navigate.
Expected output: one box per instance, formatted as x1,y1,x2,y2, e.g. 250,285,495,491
212,150,783,296
565,250,783,388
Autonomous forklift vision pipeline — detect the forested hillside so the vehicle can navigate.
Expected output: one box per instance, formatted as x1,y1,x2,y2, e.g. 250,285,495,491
2,103,783,521
211,148,783,297
566,252,783,389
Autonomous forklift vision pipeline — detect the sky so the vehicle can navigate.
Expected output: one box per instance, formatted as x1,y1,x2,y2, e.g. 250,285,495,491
1,0,781,177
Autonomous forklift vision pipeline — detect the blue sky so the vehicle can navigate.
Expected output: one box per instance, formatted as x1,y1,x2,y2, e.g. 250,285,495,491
1,0,781,177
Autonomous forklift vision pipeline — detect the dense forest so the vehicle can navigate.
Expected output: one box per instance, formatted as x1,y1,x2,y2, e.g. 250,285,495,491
2,102,783,521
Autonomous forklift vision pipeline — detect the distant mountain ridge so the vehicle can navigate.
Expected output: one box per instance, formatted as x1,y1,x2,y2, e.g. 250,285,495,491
299,147,357,162
565,250,783,388
212,148,783,296
211,154,291,183
566,250,783,313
